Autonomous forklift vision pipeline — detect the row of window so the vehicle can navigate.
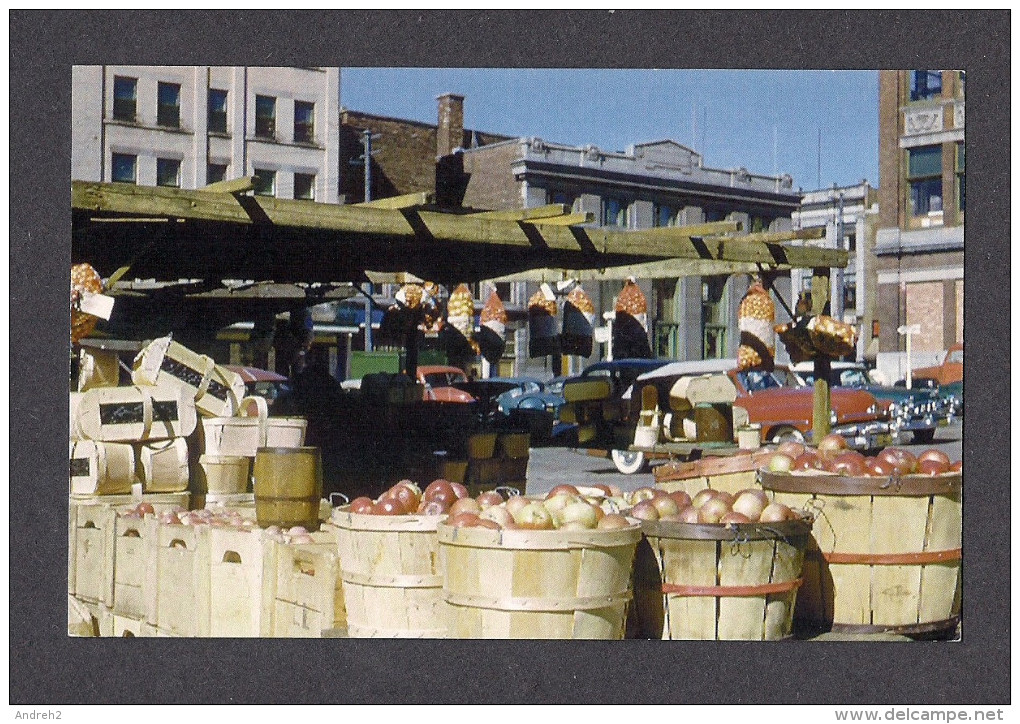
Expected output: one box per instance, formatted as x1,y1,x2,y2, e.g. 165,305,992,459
906,142,965,217
110,153,316,200
548,189,773,231
112,76,316,144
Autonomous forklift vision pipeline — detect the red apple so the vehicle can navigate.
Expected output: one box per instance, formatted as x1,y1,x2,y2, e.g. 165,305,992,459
629,501,660,521
777,440,806,459
546,484,581,498
697,497,731,524
650,496,681,518
597,514,631,530
817,433,849,459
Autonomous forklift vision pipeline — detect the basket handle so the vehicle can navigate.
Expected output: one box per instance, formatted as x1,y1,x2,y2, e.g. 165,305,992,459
136,385,154,439
239,395,270,446
328,492,350,507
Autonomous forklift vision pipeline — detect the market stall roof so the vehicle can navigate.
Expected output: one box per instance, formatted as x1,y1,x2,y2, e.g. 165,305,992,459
72,180,847,287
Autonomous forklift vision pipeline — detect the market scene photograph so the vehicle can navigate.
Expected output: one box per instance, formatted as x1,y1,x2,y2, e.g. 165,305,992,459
64,63,970,646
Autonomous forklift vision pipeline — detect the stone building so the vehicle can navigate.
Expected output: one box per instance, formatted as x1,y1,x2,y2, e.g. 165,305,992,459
875,70,965,370
72,65,343,203
791,182,881,362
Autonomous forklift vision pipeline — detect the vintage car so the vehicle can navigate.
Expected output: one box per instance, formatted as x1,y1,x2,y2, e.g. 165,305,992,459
637,359,892,451
909,343,963,418
791,361,943,444
415,365,476,403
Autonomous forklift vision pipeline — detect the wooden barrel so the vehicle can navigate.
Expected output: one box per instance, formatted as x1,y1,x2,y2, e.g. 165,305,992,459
437,522,642,639
638,519,811,640
760,471,962,636
253,447,323,530
654,449,774,497
328,508,447,638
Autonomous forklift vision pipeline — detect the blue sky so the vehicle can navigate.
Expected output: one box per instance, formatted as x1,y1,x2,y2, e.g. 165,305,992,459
341,68,879,193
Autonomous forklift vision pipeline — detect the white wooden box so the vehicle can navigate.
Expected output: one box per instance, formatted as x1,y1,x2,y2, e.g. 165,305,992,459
111,515,158,619
68,503,116,604
270,533,345,638
146,523,211,637
207,528,276,637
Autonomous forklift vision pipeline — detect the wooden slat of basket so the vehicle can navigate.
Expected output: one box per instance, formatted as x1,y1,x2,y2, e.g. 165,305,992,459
820,494,872,626
660,538,718,640
764,542,803,640
918,493,962,624
717,538,775,640
870,496,927,626
112,516,156,618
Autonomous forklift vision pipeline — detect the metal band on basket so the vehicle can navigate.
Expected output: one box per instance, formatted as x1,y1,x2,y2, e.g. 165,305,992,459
661,578,804,597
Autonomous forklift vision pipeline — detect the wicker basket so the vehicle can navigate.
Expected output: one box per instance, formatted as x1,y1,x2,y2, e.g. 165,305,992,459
437,522,641,639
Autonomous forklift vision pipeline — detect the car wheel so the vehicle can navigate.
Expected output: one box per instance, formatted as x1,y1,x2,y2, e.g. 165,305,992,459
611,449,648,475
912,428,936,444
769,426,805,444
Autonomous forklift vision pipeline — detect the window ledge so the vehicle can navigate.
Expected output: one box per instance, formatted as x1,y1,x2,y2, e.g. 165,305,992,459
106,118,192,135
208,131,231,139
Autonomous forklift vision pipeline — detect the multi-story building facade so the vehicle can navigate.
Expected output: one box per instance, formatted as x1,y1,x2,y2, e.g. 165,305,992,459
71,66,342,203
875,70,965,372
792,182,880,363
460,136,801,375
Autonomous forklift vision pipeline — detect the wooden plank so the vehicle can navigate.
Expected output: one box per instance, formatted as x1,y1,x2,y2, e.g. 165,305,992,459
201,176,256,194
870,496,928,627
660,537,718,640
524,212,593,226
918,492,962,623
820,494,872,626
717,538,773,640
74,181,845,269
468,204,570,220
703,228,826,244
354,192,434,209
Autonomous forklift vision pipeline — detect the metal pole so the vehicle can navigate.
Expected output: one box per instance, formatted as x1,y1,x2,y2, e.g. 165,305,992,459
362,129,372,203
832,187,845,322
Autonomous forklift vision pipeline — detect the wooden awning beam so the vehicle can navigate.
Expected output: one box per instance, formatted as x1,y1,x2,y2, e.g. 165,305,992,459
354,192,434,209
524,212,594,226
469,204,571,221
201,176,257,194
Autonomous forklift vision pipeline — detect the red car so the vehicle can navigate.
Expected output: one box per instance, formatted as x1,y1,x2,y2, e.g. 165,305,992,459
415,365,475,403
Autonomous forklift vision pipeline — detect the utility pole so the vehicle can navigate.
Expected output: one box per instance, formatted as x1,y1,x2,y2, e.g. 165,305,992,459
832,186,846,324
350,129,381,351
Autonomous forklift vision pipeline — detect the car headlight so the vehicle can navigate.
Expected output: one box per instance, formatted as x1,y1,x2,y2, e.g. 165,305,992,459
866,403,877,415
830,410,839,424
888,402,900,417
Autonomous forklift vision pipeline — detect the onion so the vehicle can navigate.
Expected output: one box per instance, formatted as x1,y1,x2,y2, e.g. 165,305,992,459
690,489,717,509
828,450,868,477
864,456,894,477
650,496,681,518
629,487,658,504
451,482,469,499
793,451,826,472
504,495,532,518
731,491,766,522
136,502,155,517
917,449,950,467
559,501,599,529
629,501,660,521
448,497,483,516
917,458,950,476
817,433,848,459
417,499,446,516
721,511,752,526
423,480,455,500
949,460,963,473
290,534,315,545
677,505,700,523
447,512,482,528
389,484,421,512
597,513,631,530
475,518,501,530
372,498,405,515
480,506,515,528
476,491,505,509
759,502,791,523
513,502,555,530
776,441,806,459
546,484,580,498
667,490,692,509
878,448,917,475
349,497,374,514
697,497,730,524
767,453,794,473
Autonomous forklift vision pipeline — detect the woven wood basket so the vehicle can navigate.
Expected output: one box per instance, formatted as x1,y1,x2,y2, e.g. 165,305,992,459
327,509,448,638
760,471,962,636
637,519,810,640
437,522,641,639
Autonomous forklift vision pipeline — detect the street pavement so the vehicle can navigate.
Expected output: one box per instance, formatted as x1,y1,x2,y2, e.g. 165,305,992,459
525,419,964,497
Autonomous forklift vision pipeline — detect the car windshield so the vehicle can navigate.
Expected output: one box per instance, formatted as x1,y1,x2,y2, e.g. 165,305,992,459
840,369,870,386
423,372,465,387
947,348,963,364
737,370,785,392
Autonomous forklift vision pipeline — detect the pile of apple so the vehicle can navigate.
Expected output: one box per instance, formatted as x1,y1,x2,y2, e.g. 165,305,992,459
444,484,635,531
765,434,962,478
623,486,801,525
346,479,488,516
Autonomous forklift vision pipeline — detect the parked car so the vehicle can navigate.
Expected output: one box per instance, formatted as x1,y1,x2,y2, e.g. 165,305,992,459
909,343,963,418
637,359,891,451
473,376,567,445
223,365,292,409
791,361,943,444
415,365,475,403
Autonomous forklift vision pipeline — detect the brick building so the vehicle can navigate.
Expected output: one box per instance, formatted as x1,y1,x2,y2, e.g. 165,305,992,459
875,70,965,375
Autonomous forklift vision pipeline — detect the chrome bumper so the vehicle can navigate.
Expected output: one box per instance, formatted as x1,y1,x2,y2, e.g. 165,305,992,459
827,420,894,451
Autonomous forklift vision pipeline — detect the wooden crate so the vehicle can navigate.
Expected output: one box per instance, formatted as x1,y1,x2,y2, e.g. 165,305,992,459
207,527,275,637
147,523,211,637
761,471,962,635
69,595,100,637
496,433,530,459
327,512,446,638
467,433,497,460
437,522,641,639
269,532,345,638
68,504,116,604
639,519,810,640
111,515,157,618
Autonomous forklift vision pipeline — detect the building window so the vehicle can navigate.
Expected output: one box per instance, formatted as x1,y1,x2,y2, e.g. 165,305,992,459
294,172,315,200
111,153,136,183
112,76,137,121
253,168,276,197
207,163,228,185
601,198,629,227
701,276,729,360
653,203,678,228
909,70,942,102
907,145,943,217
845,232,857,253
956,143,965,214
156,158,181,188
157,82,181,128
208,89,228,134
294,101,315,144
255,95,276,139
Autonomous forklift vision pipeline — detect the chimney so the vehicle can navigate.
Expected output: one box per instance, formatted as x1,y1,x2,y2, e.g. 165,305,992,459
436,93,465,158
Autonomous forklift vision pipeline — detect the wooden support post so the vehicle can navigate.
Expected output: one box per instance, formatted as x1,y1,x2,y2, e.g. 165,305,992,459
810,267,832,443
